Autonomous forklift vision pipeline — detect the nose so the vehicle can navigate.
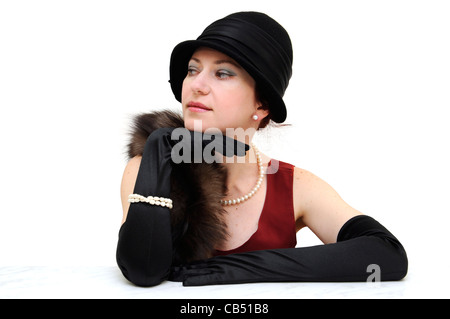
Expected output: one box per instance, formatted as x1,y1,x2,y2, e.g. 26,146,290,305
189,71,211,95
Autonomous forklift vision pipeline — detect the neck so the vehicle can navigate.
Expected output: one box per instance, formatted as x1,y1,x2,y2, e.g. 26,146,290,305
220,143,264,201
222,142,257,171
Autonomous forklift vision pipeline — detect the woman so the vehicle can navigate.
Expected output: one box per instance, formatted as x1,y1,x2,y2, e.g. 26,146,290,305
117,12,408,287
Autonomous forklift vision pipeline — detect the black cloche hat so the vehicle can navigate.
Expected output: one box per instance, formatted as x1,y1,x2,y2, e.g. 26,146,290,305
169,12,293,123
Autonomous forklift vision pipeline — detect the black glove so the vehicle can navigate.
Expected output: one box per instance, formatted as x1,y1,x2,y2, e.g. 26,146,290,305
169,215,408,286
116,128,249,287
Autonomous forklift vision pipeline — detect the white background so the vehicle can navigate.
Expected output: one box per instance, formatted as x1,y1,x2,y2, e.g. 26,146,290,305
0,0,449,294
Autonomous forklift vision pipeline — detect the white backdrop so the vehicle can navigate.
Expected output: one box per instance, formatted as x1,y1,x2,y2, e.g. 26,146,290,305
1,0,449,283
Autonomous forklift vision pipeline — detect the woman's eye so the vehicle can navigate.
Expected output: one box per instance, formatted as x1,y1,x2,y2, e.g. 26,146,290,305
216,70,235,79
187,66,199,76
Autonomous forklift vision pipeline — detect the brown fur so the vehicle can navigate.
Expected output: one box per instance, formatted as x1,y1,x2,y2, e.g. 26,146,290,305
127,110,185,159
126,110,229,264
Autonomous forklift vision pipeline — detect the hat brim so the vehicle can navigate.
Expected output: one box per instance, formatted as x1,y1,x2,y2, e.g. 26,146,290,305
169,39,287,123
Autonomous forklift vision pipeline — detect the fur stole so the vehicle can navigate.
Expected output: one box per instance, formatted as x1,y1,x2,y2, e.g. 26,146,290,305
126,110,229,264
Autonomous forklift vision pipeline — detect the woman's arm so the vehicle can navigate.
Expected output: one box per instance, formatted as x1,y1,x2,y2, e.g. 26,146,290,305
117,129,175,287
170,167,408,286
117,129,250,287
170,215,408,285
120,156,141,224
293,167,362,244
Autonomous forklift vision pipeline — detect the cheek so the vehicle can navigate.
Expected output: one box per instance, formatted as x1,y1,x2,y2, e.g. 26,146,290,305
216,96,256,129
224,87,258,116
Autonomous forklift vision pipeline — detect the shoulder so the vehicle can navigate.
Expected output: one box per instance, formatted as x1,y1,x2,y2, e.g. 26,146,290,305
292,166,347,215
293,166,325,189
292,167,324,214
120,156,142,223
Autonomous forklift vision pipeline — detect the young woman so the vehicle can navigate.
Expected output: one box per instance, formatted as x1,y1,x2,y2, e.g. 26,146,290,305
117,12,408,287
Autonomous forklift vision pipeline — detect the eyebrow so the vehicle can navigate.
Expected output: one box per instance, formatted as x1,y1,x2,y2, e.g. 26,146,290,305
190,57,242,69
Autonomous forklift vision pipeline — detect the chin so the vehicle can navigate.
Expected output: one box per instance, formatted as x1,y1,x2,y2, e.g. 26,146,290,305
184,112,233,134
184,116,209,132
184,117,227,134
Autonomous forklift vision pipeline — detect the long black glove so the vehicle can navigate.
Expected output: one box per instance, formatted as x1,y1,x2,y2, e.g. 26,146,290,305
169,215,408,286
116,128,249,287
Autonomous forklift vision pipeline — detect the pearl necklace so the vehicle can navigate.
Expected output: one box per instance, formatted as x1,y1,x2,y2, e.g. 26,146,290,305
220,143,264,206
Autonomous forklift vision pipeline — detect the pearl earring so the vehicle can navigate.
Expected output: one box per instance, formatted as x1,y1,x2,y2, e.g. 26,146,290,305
252,115,259,121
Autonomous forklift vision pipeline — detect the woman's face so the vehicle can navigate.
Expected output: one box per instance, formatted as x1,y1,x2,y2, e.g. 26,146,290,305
181,47,267,134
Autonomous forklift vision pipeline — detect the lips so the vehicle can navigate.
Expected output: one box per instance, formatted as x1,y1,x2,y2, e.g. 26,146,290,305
187,101,212,113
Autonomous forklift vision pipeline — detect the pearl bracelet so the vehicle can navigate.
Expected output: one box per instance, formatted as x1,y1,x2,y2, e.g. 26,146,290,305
128,194,173,209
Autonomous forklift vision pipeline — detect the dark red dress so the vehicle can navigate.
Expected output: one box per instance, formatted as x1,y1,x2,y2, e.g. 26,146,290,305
215,160,297,255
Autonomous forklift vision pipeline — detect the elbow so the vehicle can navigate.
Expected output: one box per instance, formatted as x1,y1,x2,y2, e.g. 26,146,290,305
129,272,167,288
117,260,170,287
116,248,171,287
391,248,408,281
363,235,408,282
381,240,409,281
116,218,173,287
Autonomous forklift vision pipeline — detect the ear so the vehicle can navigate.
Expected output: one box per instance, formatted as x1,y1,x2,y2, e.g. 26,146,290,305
256,105,270,121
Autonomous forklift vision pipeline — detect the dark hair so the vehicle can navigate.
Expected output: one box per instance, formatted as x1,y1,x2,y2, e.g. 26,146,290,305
255,83,290,130
255,83,271,129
